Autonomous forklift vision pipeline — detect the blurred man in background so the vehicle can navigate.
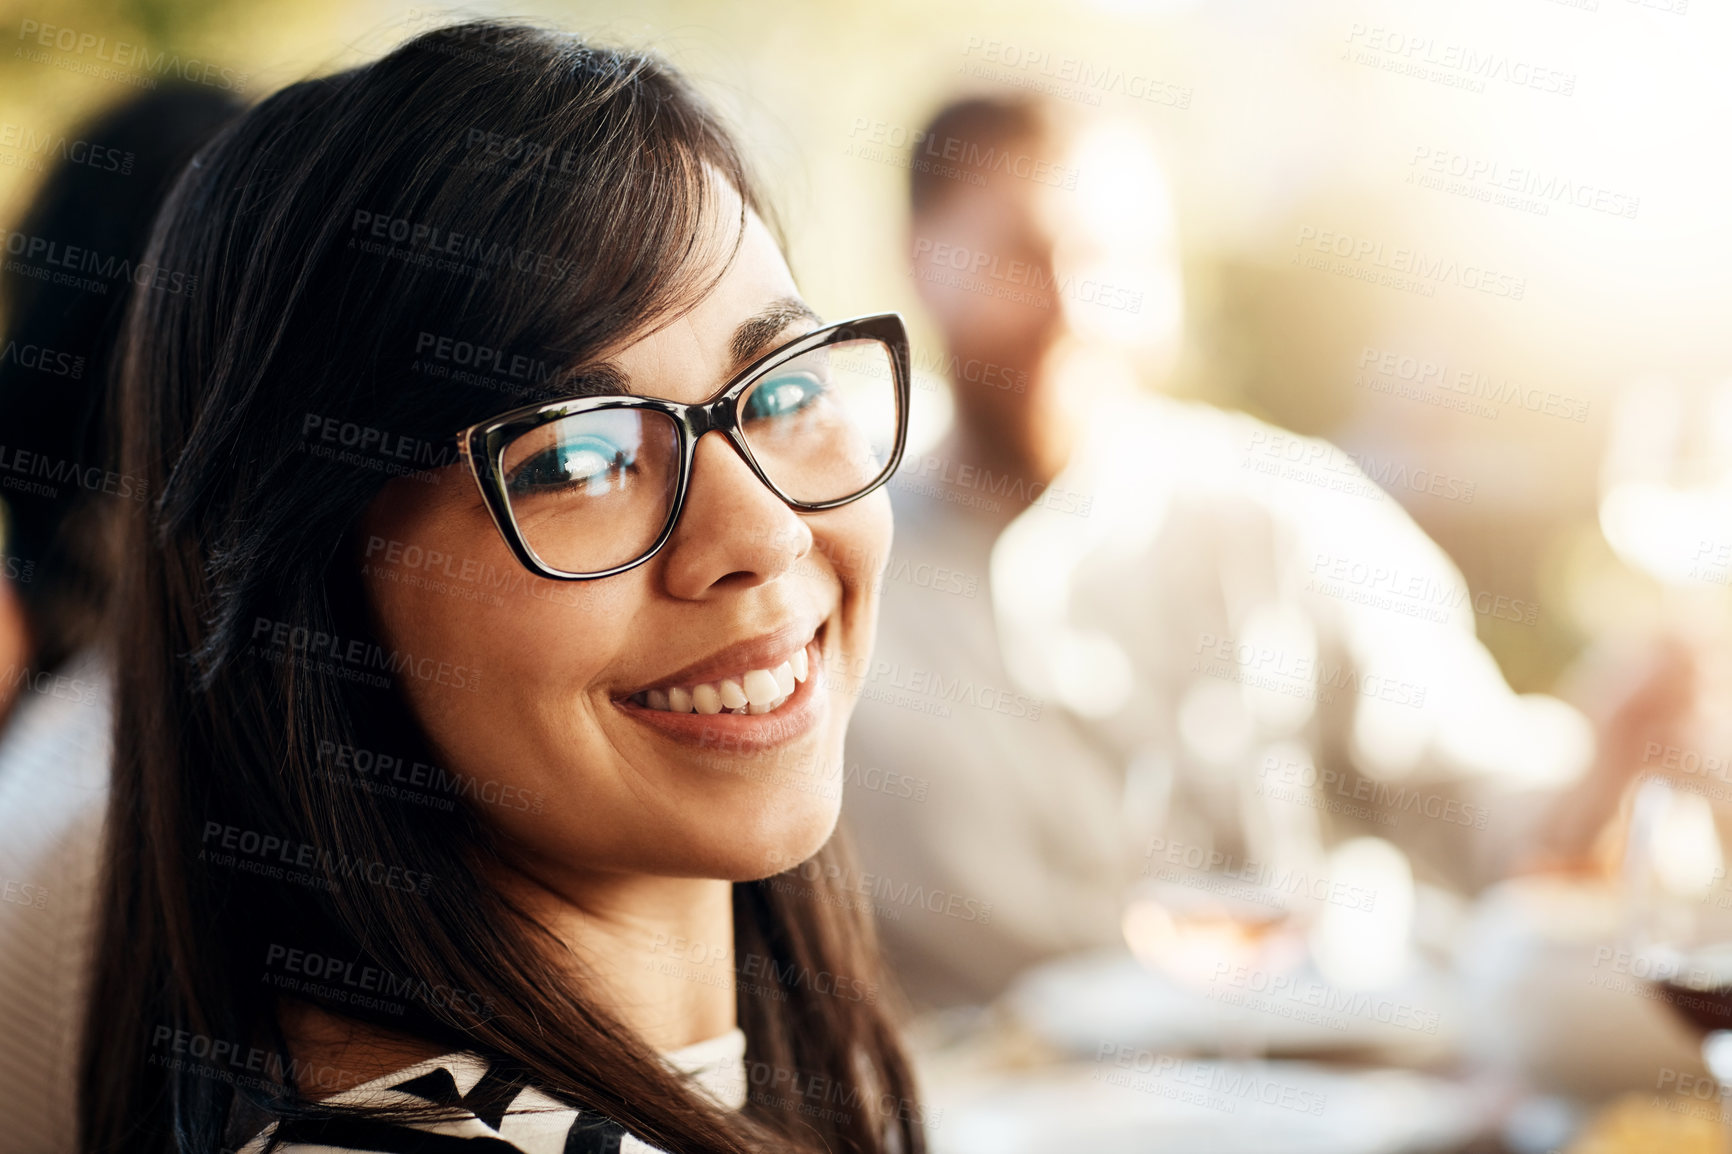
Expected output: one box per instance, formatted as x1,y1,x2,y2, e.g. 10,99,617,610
0,83,241,1151
842,93,1658,1022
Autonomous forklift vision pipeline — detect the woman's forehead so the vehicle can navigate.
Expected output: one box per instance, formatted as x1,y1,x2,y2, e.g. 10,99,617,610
604,211,801,397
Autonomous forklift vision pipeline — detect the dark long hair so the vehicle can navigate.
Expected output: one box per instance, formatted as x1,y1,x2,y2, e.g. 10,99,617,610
83,22,922,1154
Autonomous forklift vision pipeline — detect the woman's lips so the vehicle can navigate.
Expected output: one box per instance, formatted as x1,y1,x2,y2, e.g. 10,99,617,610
614,636,826,753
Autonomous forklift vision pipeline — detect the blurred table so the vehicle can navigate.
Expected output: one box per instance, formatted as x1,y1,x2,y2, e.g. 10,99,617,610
907,949,1500,1154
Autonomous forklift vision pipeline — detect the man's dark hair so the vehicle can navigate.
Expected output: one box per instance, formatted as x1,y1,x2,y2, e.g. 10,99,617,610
0,83,242,671
907,92,1065,216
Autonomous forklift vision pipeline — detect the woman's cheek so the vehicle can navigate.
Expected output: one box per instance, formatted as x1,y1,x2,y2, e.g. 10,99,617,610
837,490,894,625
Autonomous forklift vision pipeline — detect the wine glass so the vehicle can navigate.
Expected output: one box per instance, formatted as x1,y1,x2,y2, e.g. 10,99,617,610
1117,737,1319,1059
1622,774,1732,1147
1596,374,1732,1144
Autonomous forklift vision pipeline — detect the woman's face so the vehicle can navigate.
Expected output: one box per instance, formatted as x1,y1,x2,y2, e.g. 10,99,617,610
359,196,890,890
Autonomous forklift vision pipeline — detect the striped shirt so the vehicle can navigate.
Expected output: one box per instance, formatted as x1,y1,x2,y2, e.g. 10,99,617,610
239,1028,749,1153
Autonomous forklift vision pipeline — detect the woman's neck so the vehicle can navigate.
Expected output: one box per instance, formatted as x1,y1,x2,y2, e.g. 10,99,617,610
505,866,739,1051
280,867,738,1096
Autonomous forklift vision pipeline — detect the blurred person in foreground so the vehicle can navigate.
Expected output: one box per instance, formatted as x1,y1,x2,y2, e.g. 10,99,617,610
0,83,242,1151
841,93,1665,1022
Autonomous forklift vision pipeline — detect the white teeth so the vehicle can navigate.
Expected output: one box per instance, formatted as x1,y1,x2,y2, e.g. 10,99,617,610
743,669,780,706
635,645,814,716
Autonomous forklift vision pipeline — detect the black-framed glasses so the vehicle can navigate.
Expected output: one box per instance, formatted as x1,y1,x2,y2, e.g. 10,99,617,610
456,312,911,580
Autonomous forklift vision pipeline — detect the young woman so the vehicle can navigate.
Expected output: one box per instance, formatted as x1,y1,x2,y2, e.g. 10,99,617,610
83,22,921,1154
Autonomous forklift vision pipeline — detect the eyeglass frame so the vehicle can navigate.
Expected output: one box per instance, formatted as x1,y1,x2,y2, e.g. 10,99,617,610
454,311,912,581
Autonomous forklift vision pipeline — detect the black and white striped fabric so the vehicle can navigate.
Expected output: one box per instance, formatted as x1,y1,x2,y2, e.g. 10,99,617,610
239,1028,748,1154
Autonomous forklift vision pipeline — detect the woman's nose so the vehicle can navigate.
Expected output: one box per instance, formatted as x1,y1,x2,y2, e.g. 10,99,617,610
657,431,811,599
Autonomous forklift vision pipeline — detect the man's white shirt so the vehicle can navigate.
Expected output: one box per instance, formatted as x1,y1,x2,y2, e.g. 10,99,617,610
843,393,1591,1007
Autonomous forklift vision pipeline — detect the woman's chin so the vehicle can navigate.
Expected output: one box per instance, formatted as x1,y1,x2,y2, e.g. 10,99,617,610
709,796,842,882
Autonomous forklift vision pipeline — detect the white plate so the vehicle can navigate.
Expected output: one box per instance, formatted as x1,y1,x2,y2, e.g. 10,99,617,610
1004,947,1461,1061
925,1060,1485,1154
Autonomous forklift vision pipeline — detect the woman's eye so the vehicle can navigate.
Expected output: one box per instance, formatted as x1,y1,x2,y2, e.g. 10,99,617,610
509,439,633,493
744,372,827,422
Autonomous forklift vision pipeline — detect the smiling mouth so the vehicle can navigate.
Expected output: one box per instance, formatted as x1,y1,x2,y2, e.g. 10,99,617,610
628,642,812,717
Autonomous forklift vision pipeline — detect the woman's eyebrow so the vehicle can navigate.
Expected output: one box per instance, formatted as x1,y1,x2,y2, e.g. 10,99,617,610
558,363,633,397
551,297,821,399
730,297,823,368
